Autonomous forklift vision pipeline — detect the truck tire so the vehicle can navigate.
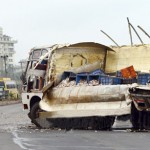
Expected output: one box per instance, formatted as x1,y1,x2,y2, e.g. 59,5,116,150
130,102,150,130
30,102,42,128
99,116,115,130
130,102,140,129
30,102,52,128
142,111,150,130
47,116,115,130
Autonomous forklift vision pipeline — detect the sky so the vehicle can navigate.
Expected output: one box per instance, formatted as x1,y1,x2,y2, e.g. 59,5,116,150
0,0,150,64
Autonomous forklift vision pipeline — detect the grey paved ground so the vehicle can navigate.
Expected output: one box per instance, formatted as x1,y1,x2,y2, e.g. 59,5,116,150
0,132,21,150
11,129,150,150
0,103,150,150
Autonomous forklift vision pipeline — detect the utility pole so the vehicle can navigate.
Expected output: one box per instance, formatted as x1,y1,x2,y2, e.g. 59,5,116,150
0,55,8,77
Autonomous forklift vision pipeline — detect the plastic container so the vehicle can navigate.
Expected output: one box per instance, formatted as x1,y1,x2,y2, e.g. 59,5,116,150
112,77,122,85
61,71,71,80
122,78,137,84
116,71,122,77
89,75,99,82
76,74,88,85
137,73,150,85
90,69,105,75
62,71,76,80
99,75,113,85
121,65,137,78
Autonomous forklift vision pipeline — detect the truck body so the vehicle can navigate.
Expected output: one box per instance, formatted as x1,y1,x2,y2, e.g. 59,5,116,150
21,42,150,130
21,45,51,113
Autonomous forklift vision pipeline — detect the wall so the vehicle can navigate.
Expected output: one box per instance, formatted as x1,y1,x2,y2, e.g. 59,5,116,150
54,47,105,75
106,44,150,73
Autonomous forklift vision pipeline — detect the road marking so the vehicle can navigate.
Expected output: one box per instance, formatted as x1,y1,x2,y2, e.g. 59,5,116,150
12,130,33,150
11,131,137,150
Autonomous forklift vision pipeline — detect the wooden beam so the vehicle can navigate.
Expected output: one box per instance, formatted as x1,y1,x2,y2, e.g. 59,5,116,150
129,22,144,45
127,17,133,46
100,30,120,47
137,25,150,39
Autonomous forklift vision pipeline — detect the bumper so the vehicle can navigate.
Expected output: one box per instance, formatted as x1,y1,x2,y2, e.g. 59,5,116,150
39,101,131,118
130,93,150,111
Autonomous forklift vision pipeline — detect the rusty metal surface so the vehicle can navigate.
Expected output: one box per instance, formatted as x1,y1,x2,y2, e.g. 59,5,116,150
45,85,129,105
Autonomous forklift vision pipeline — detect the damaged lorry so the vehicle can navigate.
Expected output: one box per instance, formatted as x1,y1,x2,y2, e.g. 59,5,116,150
21,42,150,130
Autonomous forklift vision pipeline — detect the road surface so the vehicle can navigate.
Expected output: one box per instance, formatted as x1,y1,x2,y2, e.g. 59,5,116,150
0,103,150,150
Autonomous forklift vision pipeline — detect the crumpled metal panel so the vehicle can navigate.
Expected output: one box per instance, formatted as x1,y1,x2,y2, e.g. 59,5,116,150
106,44,150,72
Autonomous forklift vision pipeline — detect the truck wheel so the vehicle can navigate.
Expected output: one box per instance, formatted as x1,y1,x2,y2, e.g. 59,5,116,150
98,116,115,130
130,102,140,129
142,111,150,130
30,102,42,128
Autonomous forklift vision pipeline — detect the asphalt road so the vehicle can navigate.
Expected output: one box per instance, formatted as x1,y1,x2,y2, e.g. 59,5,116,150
0,103,150,150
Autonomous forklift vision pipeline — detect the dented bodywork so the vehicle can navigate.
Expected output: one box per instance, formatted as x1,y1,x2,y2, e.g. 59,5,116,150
40,85,132,118
106,44,150,73
129,85,150,111
22,42,150,129
38,42,134,118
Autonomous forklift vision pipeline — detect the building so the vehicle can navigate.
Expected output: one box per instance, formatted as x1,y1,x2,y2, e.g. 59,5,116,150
0,27,17,77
